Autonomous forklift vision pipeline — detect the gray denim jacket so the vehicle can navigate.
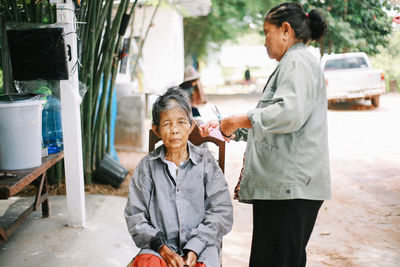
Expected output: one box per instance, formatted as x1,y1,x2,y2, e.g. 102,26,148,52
235,43,331,201
125,142,233,267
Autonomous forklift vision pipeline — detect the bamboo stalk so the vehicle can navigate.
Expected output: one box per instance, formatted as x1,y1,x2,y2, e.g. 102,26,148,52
90,2,111,88
95,0,113,46
95,0,104,25
29,0,34,22
35,1,40,22
26,0,35,22
94,70,110,163
77,0,140,181
10,0,20,22
83,0,129,175
91,4,112,113
84,0,98,180
1,0,13,21
39,2,43,23
76,0,86,22
106,47,120,153
91,6,113,120
96,1,129,161
79,1,92,85
79,32,90,82
105,1,138,154
48,2,54,24
78,0,92,181
129,0,139,17
31,0,38,22
22,0,31,22
80,0,91,183
1,11,14,94
105,0,137,152
92,0,129,143
93,0,126,89
83,0,97,184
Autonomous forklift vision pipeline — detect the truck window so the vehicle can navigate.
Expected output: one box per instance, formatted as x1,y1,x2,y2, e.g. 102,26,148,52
324,57,368,71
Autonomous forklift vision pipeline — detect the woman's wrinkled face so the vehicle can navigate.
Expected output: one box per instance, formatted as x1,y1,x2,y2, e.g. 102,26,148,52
155,107,193,150
263,21,286,61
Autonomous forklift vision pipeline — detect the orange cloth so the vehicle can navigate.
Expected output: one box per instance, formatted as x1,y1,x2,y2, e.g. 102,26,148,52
131,254,207,267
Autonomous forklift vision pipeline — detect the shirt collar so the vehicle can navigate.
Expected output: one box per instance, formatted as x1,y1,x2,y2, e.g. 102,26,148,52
148,141,200,166
279,42,305,63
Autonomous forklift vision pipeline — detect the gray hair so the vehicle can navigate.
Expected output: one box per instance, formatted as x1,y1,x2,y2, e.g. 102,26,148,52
152,87,193,127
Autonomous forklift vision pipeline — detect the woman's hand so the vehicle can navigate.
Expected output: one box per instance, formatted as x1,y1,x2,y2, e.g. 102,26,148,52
220,114,252,138
184,251,198,267
159,245,186,267
198,120,220,137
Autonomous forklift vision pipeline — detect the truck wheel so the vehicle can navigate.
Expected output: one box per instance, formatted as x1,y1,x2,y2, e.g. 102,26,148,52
371,95,380,107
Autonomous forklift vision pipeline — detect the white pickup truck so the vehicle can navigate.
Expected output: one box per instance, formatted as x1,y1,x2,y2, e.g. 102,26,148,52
320,52,386,107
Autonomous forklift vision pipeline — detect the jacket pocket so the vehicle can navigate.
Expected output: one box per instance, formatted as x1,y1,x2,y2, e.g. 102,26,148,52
258,138,278,153
243,138,277,177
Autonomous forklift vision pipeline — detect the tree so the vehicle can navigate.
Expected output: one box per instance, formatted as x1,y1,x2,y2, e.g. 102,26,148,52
183,0,280,61
302,0,397,55
184,0,398,60
370,28,400,91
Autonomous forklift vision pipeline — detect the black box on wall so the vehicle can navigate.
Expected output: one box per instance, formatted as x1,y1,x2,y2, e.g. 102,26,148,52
7,27,69,81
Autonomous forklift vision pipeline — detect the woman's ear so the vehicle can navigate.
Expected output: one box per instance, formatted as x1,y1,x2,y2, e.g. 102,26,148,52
281,22,292,40
152,124,161,138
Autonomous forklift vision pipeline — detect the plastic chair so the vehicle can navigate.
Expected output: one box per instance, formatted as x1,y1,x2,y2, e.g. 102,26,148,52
148,123,226,266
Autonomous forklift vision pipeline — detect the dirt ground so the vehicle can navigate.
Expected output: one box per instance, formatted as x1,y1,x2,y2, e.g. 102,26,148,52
87,92,400,266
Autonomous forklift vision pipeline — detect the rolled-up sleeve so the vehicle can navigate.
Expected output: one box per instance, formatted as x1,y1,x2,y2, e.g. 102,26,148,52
184,154,233,255
248,59,315,141
124,160,159,248
233,128,249,142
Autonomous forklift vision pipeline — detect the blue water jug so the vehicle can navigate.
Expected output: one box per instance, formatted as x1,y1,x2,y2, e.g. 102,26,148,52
42,95,63,154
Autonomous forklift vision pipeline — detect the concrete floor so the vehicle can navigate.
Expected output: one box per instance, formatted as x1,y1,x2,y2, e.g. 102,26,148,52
0,195,139,267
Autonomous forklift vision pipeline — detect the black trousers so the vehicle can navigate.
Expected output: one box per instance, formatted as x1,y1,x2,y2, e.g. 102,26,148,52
249,199,323,267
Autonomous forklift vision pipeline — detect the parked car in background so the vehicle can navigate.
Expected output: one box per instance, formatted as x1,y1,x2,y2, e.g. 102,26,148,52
320,52,386,107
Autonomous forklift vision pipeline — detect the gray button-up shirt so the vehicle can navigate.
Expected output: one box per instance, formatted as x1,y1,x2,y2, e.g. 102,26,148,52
125,142,233,267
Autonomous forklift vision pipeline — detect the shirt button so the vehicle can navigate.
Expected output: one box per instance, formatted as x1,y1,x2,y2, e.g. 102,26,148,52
286,189,291,194
177,188,180,192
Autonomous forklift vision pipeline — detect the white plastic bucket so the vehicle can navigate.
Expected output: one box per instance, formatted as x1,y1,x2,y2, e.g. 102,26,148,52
0,99,44,170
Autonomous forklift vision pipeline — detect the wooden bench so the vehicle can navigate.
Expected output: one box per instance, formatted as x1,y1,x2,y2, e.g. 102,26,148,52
0,151,64,244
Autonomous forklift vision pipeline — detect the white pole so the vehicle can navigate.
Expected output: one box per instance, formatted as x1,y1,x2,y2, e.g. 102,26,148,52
56,0,86,226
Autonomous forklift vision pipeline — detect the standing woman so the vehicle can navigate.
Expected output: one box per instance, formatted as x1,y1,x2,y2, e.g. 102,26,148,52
202,2,331,267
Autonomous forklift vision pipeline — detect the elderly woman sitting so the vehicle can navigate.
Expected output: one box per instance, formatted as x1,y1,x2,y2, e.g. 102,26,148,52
125,87,233,267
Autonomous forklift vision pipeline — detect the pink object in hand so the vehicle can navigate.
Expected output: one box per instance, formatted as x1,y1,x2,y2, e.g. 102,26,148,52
209,128,225,141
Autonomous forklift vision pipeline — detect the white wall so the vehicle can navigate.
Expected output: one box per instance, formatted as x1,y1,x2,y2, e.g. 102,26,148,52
117,4,185,94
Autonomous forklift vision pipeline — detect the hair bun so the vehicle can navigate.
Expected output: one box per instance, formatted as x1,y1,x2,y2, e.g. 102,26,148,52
308,9,327,41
